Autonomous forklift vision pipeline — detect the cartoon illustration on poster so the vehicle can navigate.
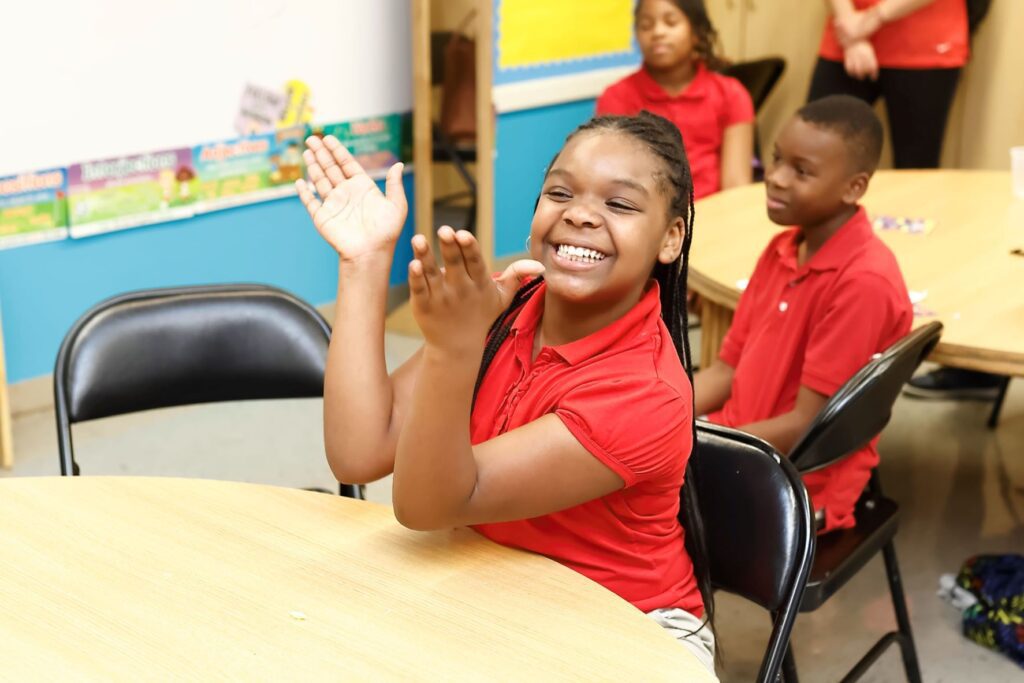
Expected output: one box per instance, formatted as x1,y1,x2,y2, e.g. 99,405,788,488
67,148,195,238
193,126,306,213
0,168,69,249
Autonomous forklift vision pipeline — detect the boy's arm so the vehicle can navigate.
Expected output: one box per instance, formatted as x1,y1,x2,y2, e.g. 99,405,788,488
297,136,419,484
694,360,735,417
738,386,828,455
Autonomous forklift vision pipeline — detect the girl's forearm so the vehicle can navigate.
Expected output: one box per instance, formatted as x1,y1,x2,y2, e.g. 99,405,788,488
323,253,399,483
392,345,481,530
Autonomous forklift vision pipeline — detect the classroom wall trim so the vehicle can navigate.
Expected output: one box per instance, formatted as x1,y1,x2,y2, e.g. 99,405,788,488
493,66,636,113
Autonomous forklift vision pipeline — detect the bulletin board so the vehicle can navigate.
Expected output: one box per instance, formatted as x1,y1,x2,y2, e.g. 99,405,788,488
494,0,641,85
0,0,413,247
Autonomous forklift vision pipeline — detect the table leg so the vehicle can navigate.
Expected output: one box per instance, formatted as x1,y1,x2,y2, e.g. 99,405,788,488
699,301,733,371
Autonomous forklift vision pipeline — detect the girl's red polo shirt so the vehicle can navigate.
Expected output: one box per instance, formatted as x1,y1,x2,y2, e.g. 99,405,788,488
471,281,703,616
707,207,913,532
819,0,969,69
596,63,754,200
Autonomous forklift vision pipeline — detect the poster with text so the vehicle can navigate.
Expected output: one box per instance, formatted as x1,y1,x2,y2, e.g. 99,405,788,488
0,168,69,249
193,126,306,213
68,148,196,238
309,112,411,179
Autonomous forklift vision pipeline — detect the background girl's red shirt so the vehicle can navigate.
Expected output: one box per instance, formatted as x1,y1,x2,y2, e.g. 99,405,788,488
597,63,754,200
819,0,969,69
470,282,703,615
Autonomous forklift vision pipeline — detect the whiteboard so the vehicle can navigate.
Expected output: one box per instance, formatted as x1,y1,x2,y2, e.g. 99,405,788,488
0,0,412,176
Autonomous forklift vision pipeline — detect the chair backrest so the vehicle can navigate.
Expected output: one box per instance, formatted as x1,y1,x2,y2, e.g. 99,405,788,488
54,284,331,474
789,322,942,473
690,422,814,683
722,57,786,112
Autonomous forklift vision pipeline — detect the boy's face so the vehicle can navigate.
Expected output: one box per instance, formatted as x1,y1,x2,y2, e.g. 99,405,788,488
765,117,867,228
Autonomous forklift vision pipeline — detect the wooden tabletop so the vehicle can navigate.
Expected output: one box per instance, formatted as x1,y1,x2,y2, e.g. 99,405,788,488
690,170,1024,375
0,477,713,681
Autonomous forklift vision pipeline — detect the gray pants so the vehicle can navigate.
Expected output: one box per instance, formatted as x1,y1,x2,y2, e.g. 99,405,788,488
647,607,718,678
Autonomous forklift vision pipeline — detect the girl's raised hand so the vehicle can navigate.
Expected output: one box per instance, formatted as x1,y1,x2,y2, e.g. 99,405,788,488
295,135,407,262
409,227,544,355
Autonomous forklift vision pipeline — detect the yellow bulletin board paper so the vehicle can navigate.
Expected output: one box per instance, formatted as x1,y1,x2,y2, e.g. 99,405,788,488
499,0,634,69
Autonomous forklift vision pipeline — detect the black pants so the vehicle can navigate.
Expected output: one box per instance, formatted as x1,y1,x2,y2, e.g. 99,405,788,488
807,58,961,169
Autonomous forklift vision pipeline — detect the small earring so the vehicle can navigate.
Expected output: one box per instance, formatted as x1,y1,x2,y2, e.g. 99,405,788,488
525,236,532,251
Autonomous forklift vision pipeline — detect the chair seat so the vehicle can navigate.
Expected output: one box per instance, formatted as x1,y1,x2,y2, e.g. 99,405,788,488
801,494,900,611
432,140,476,163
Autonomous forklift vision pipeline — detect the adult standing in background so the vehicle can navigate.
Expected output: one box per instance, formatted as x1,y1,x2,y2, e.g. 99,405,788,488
810,0,967,169
810,0,1003,400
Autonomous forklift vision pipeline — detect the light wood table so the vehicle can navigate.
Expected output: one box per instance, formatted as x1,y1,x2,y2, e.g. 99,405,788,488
0,477,713,681
691,170,1024,375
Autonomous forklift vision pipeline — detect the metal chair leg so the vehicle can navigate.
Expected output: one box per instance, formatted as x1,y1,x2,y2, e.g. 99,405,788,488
987,376,1011,430
781,643,799,683
881,540,923,683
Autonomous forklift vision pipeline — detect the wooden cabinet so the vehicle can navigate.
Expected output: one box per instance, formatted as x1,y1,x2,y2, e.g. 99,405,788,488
705,0,828,160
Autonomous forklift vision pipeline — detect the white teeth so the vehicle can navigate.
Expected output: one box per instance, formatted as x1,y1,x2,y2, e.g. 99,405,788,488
556,244,607,263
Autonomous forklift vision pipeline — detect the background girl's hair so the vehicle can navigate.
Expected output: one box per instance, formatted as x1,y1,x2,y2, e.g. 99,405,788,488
635,0,727,72
472,111,714,635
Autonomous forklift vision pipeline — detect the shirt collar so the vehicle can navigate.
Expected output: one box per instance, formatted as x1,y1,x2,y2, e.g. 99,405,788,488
635,62,711,102
510,280,663,366
774,206,874,274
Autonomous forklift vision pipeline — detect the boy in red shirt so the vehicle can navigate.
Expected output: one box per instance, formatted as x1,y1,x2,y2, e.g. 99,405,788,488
694,95,913,532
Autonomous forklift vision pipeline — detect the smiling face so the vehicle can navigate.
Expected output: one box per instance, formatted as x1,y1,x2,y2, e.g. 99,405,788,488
635,0,698,71
765,116,868,229
530,130,683,312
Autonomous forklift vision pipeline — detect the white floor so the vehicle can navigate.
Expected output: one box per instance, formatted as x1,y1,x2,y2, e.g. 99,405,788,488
3,330,1022,682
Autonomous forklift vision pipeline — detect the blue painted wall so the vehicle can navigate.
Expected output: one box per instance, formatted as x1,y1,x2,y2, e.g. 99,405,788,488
0,175,415,383
493,100,597,259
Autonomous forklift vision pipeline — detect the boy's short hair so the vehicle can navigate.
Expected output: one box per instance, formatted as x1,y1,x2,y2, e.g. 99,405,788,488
797,95,884,174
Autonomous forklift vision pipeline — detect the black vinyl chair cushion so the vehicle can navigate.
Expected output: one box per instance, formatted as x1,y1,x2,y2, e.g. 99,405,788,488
57,285,330,423
801,493,900,611
693,422,814,611
722,57,786,112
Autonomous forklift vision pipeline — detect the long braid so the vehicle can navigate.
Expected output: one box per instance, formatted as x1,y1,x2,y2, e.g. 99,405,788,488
472,111,713,634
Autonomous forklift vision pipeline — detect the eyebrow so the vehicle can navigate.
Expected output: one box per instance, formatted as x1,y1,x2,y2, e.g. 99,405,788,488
547,169,650,196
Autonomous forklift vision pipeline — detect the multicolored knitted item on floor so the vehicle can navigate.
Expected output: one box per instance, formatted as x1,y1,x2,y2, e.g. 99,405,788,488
956,554,1024,669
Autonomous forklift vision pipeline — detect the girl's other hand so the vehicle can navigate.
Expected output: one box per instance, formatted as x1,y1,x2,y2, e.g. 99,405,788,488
296,135,407,263
843,41,879,81
409,227,544,356
834,9,883,47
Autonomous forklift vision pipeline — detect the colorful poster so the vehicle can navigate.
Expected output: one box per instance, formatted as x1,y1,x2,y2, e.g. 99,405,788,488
67,148,196,238
309,112,411,179
193,126,306,213
498,0,633,69
0,168,69,249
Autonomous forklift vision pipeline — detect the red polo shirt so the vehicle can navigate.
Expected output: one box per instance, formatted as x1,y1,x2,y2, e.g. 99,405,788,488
707,207,912,531
470,281,702,616
819,0,968,69
596,63,754,200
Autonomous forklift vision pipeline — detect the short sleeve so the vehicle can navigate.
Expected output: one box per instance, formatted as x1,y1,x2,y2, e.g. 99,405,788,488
802,274,911,397
721,76,755,127
555,377,691,487
718,238,779,367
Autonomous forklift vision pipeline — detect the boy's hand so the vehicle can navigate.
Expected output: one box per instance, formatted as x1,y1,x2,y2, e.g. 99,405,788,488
296,135,407,263
409,227,544,357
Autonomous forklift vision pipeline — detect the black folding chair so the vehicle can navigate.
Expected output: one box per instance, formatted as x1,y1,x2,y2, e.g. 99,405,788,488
722,57,786,181
54,283,362,499
690,422,815,683
784,322,944,683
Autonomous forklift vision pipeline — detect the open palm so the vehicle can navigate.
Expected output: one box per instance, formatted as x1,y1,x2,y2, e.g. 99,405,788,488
296,135,407,261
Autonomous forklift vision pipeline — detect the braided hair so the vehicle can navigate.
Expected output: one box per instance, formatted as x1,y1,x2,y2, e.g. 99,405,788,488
472,111,714,633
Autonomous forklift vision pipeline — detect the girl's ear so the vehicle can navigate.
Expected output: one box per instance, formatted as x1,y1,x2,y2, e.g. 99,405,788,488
658,216,685,264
